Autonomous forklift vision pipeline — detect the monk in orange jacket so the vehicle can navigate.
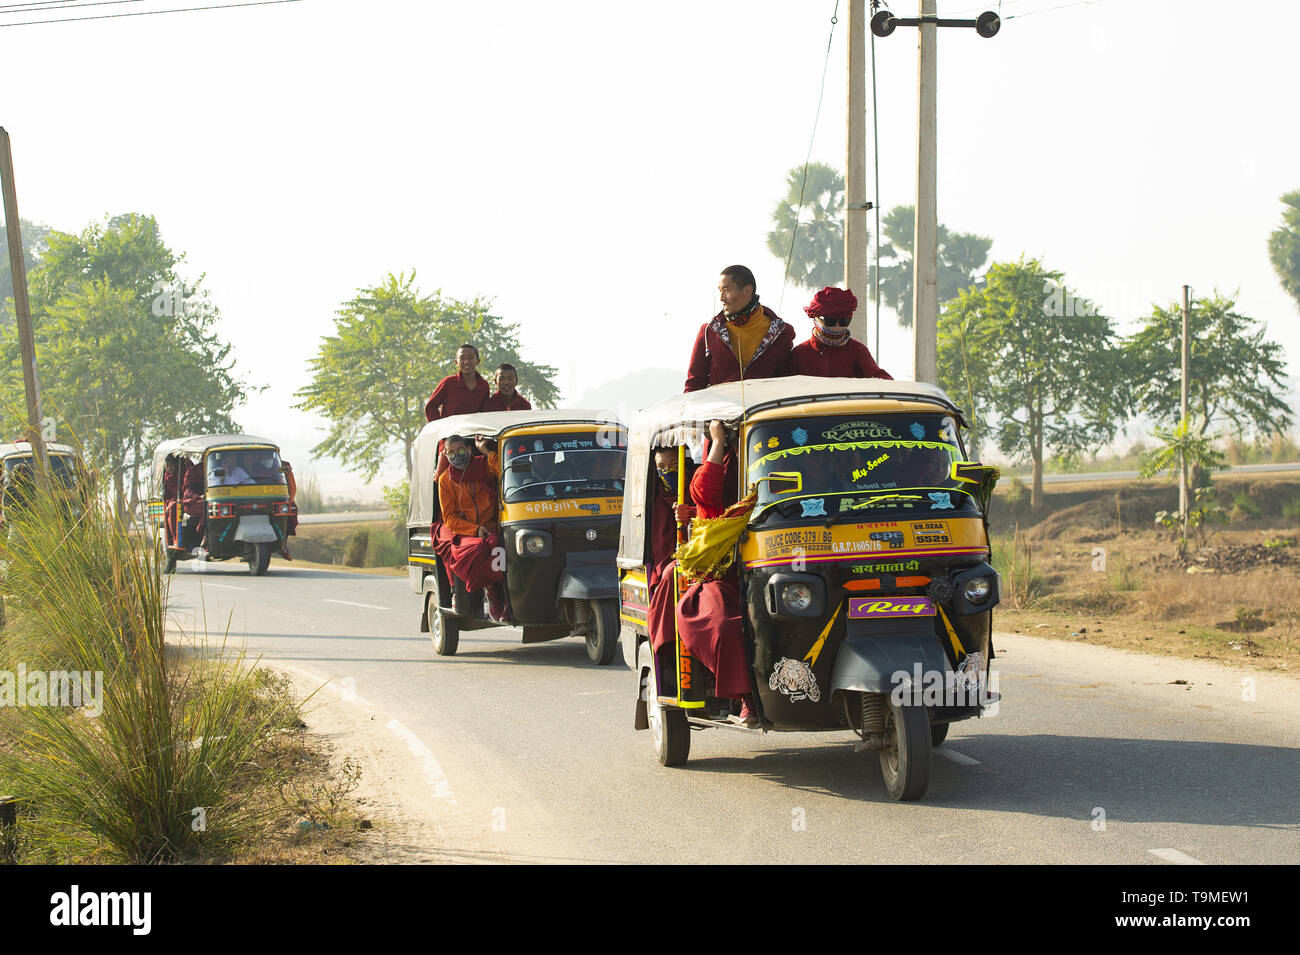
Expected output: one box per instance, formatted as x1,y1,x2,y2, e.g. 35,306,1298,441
435,434,508,621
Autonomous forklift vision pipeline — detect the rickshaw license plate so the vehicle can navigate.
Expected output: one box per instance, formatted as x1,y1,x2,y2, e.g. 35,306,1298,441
848,596,936,619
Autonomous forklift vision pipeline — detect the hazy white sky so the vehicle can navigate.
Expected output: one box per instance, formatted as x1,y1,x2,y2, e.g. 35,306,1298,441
5,0,1297,495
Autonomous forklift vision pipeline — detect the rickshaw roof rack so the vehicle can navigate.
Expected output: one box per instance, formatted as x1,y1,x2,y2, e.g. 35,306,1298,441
1,441,80,459
408,408,626,529
414,409,625,448
633,376,965,445
150,434,281,484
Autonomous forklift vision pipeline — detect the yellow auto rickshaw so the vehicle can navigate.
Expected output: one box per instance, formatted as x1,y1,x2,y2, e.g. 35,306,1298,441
618,377,1001,800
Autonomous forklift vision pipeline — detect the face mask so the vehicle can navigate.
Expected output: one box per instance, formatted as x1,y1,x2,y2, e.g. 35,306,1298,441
449,450,470,469
657,468,677,491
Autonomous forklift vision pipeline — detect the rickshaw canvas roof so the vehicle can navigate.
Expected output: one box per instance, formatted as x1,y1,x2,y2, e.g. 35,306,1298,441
408,409,625,528
0,441,81,461
617,376,963,568
150,434,281,490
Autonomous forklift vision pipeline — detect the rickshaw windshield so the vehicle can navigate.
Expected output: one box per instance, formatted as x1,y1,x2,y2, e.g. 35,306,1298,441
206,449,285,487
746,412,977,521
501,431,626,503
4,454,79,490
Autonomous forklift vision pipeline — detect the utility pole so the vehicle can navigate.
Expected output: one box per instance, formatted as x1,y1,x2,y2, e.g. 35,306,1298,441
0,128,46,469
845,0,870,347
913,0,938,383
1180,285,1191,538
871,5,999,382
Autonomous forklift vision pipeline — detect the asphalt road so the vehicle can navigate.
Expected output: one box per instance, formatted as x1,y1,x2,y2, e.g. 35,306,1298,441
166,562,1300,865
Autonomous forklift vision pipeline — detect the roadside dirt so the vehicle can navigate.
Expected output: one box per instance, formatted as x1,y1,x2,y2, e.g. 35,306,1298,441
989,474,1300,674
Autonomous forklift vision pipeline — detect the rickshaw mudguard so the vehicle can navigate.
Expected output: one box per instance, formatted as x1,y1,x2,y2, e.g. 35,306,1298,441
556,549,618,600
233,515,279,544
828,620,951,695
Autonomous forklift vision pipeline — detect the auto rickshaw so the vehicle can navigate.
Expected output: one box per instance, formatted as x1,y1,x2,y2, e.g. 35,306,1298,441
148,434,295,575
0,440,89,527
407,409,627,664
617,376,1001,800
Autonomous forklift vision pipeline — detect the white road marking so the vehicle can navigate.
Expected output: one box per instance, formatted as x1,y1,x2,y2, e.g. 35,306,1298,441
200,583,248,591
324,599,390,611
1148,848,1205,865
386,718,457,805
936,748,980,766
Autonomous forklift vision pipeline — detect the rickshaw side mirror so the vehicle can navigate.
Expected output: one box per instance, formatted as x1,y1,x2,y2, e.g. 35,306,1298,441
756,471,802,496
212,468,226,479
951,461,996,484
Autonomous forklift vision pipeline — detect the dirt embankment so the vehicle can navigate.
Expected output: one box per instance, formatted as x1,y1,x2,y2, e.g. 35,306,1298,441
987,475,1300,673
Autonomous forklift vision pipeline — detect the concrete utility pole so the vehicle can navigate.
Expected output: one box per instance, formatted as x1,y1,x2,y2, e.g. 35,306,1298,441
0,128,46,468
912,0,939,383
845,0,870,346
870,4,999,382
1181,285,1192,536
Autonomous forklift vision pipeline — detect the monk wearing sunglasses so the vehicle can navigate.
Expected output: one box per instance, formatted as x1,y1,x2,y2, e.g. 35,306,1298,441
789,286,891,379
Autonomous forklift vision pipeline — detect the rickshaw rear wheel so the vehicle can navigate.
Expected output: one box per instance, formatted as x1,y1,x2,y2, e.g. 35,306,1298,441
647,659,689,766
429,594,459,656
585,598,619,666
930,719,949,747
879,701,932,801
163,552,177,574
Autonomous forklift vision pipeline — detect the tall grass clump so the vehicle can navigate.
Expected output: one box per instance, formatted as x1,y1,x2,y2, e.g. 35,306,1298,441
0,463,295,862
990,525,1042,609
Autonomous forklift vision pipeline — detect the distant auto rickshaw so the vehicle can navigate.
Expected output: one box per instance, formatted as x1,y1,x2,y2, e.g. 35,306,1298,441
407,409,627,664
148,434,296,575
0,440,89,527
618,376,1001,800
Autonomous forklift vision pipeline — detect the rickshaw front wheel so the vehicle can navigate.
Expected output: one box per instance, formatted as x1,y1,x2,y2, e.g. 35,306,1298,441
429,593,459,656
879,701,932,801
930,719,949,747
646,659,689,767
246,542,271,576
585,598,620,666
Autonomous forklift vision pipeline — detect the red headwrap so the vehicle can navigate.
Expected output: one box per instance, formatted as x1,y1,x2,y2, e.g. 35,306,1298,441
804,286,858,321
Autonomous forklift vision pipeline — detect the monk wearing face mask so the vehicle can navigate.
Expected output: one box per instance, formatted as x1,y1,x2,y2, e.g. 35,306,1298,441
434,434,508,621
789,286,891,379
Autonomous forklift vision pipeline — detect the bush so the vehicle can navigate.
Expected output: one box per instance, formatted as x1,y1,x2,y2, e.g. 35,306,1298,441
1283,497,1300,522
1230,491,1262,522
0,463,296,862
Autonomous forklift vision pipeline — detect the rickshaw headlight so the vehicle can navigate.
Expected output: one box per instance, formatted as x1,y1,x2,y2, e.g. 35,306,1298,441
516,530,552,557
962,576,992,605
525,535,546,555
782,582,814,613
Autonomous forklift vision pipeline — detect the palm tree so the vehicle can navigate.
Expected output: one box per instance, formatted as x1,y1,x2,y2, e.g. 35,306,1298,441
1268,189,1300,314
766,163,850,291
871,204,992,327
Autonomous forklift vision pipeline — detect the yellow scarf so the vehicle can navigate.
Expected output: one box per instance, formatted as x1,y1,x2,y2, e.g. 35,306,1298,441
727,307,771,371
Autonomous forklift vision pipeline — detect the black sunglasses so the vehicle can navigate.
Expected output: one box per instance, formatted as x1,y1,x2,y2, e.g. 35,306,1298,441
821,316,851,327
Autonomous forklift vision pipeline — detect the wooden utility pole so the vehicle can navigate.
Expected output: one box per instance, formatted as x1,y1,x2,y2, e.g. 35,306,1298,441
845,0,870,346
0,127,46,468
912,0,939,384
1180,284,1191,536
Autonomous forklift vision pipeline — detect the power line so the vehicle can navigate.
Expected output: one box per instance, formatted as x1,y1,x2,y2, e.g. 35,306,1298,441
0,1,143,17
0,0,302,28
779,0,841,316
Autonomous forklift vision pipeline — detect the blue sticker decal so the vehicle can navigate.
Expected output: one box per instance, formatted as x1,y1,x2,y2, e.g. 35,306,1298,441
800,498,827,517
928,491,954,510
910,422,925,440
792,427,808,446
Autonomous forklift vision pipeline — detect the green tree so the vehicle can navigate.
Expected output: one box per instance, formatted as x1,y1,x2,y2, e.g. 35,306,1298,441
0,217,52,321
1123,292,1292,454
872,204,993,327
1,214,245,514
1269,189,1300,313
940,258,1126,511
766,163,848,291
295,272,559,481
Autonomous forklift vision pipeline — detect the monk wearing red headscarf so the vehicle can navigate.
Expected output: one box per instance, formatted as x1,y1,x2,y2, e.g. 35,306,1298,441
789,286,892,379
434,434,508,621
646,421,756,724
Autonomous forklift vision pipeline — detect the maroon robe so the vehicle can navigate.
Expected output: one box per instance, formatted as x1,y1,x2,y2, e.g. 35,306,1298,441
482,391,532,412
684,308,795,392
424,372,490,422
789,335,892,379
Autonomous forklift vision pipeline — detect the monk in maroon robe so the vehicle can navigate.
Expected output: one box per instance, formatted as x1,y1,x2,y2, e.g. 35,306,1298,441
684,265,794,392
646,422,756,723
433,435,507,620
789,286,892,379
425,344,490,422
